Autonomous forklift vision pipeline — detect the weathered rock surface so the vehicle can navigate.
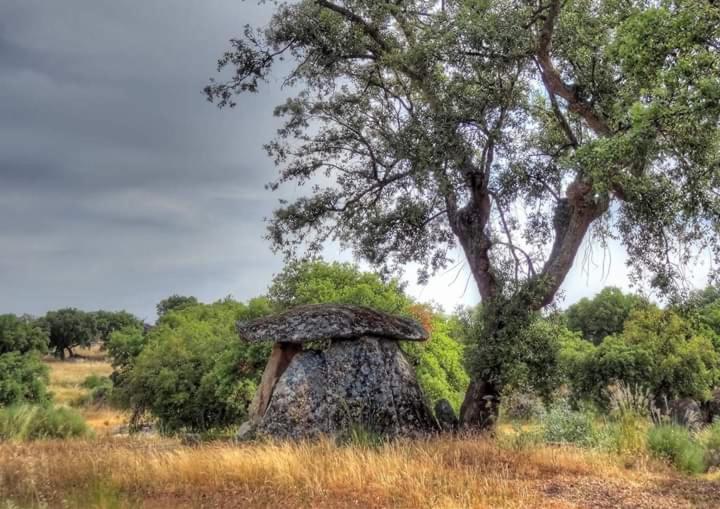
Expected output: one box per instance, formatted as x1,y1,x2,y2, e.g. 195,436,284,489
669,398,703,430
236,304,428,343
434,399,458,432
251,337,438,439
703,388,720,424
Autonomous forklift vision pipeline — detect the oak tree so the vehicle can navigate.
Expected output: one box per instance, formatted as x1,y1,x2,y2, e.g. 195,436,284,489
207,0,720,428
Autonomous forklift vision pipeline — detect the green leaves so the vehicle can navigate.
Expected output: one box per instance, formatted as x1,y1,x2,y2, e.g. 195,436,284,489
114,298,273,432
0,352,49,407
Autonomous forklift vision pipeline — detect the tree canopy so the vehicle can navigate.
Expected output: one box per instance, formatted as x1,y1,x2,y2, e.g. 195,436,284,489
156,295,199,318
565,287,650,344
560,307,720,406
0,314,47,355
40,309,96,360
92,310,142,344
268,259,411,312
208,0,720,427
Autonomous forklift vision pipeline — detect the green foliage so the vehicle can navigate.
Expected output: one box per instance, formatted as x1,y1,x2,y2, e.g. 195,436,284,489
466,307,566,400
107,325,148,373
0,353,49,406
600,384,653,455
91,310,142,344
401,314,469,411
115,298,273,432
156,295,199,318
268,259,410,313
40,308,96,360
565,287,649,345
500,390,544,422
0,404,91,441
208,0,720,420
0,314,47,355
647,425,706,474
540,401,598,447
76,375,114,407
700,420,720,453
336,423,386,449
603,411,648,456
560,307,720,406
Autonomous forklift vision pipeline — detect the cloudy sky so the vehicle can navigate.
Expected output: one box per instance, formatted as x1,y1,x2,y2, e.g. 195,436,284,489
0,1,711,321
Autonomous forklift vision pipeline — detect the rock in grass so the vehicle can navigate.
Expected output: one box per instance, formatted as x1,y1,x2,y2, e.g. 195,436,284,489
434,399,458,432
256,337,438,439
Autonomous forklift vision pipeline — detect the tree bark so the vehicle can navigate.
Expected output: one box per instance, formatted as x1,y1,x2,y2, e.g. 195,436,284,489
459,379,500,431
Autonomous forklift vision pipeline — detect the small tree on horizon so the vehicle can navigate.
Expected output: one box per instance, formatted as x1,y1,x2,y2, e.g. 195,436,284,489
156,295,199,318
207,0,720,428
41,308,96,360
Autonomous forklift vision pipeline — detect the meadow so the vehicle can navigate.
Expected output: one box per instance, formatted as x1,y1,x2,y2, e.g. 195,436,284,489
1,354,719,509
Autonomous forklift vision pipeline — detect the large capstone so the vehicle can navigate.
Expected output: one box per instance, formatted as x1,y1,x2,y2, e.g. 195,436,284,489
254,336,438,439
236,304,428,343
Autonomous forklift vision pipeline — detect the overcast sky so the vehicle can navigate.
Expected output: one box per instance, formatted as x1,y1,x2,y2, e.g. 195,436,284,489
0,1,711,322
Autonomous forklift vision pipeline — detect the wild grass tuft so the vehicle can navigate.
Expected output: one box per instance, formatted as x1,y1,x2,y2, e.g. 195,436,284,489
0,404,92,441
646,424,706,474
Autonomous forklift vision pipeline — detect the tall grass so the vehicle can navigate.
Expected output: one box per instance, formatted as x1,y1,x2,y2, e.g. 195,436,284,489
0,405,92,441
646,425,706,474
0,435,649,508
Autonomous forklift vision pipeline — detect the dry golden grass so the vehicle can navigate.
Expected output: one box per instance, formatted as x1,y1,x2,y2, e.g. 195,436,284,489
46,357,113,405
44,351,128,434
1,435,718,509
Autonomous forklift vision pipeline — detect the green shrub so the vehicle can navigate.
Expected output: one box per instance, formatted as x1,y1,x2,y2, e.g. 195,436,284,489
336,423,386,449
0,352,49,406
541,401,598,447
602,412,648,455
647,424,706,474
0,405,92,440
75,375,114,407
565,309,720,408
501,390,544,422
116,298,273,432
0,314,48,355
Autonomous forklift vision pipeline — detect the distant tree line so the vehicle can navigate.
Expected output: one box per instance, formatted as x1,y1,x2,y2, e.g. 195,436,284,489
2,260,720,434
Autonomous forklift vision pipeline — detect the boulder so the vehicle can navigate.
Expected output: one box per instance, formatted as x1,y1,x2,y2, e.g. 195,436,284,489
236,304,428,343
254,337,438,439
434,399,458,432
236,304,438,440
704,388,720,424
669,398,703,430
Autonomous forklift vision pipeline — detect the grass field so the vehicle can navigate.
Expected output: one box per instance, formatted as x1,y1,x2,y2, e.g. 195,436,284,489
44,347,127,434
2,435,720,508
3,354,717,508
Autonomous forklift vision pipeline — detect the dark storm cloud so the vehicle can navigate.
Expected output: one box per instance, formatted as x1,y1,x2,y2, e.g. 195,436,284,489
0,0,292,319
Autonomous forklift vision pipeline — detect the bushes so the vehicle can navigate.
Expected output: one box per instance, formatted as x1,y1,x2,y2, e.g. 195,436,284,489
540,401,598,447
401,315,469,411
0,405,92,440
75,375,114,407
0,314,47,355
559,308,720,408
113,298,273,432
0,352,49,406
501,390,544,421
647,425,706,474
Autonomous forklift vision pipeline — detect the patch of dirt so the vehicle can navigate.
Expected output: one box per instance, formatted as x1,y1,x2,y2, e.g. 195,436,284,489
541,475,720,509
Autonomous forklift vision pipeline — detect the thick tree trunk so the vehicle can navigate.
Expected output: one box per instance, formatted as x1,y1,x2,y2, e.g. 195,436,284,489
459,379,500,431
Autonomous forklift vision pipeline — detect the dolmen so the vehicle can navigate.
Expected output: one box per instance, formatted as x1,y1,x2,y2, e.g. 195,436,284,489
236,304,439,440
